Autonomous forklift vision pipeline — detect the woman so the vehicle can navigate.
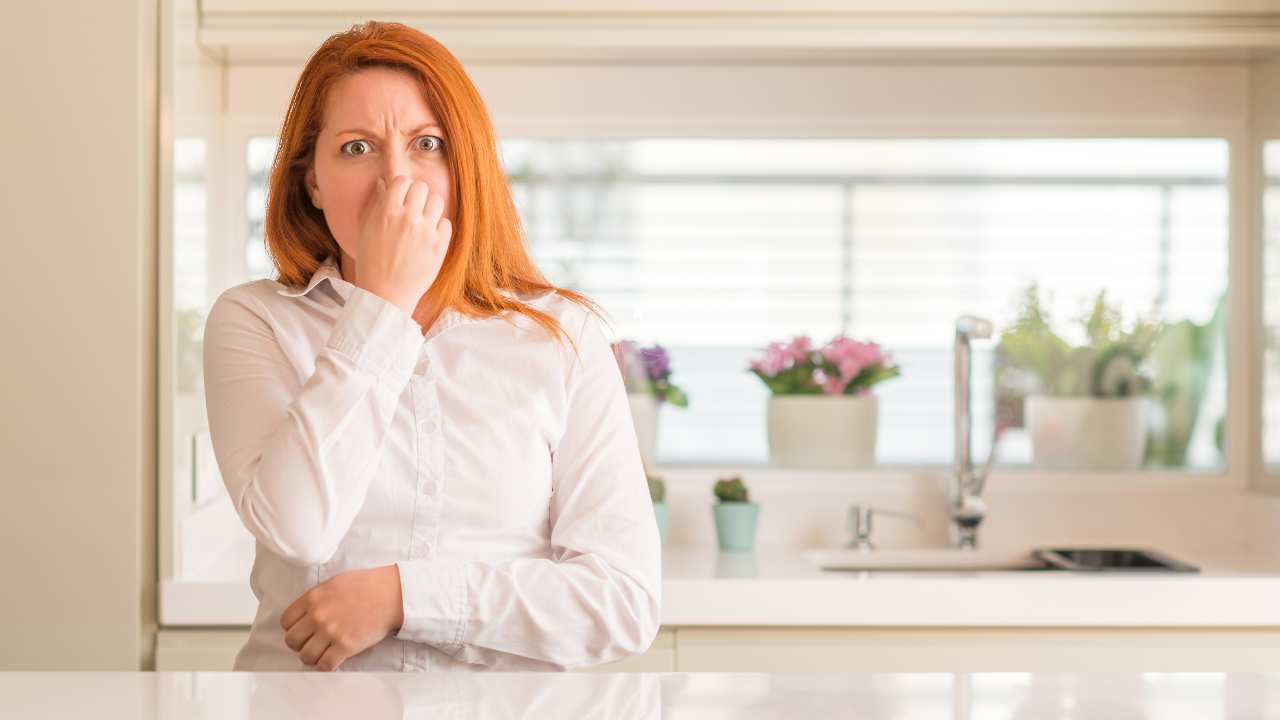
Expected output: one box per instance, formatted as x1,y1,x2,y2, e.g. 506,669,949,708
202,20,661,672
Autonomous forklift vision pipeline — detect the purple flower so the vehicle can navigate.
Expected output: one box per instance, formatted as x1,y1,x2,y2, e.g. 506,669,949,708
639,345,670,381
612,340,681,399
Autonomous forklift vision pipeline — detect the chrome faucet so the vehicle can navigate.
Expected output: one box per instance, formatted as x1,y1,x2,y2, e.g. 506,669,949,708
846,504,921,551
951,315,997,549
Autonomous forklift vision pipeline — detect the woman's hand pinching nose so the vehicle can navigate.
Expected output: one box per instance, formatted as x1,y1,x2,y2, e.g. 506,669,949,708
352,174,453,320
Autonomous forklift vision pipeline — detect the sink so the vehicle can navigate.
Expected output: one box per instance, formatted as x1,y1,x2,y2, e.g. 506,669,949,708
804,548,1045,572
1033,548,1199,573
806,547,1200,573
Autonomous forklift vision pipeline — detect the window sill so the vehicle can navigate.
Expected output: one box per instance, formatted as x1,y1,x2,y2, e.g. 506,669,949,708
649,465,1242,494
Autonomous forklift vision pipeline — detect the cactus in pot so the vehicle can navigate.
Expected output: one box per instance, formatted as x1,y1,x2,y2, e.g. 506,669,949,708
711,475,759,552
714,477,749,502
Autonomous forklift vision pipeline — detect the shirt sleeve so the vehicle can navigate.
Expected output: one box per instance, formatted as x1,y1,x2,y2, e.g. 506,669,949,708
202,284,425,567
391,307,663,670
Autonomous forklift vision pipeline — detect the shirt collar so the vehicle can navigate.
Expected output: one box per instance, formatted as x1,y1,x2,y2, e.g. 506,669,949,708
275,254,533,338
276,254,350,301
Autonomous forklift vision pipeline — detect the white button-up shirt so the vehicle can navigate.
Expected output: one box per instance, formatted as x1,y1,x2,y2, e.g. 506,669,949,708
201,255,661,671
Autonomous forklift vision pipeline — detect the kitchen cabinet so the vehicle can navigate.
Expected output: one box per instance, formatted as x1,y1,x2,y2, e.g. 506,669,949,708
673,627,1280,672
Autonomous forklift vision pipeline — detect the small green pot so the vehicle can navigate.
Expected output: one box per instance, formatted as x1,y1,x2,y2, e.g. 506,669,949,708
712,501,759,551
653,501,669,545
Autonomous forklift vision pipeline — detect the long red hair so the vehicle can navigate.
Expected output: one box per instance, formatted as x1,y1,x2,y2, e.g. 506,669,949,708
263,20,604,356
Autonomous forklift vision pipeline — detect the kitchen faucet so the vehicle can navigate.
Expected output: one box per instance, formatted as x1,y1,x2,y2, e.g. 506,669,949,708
951,314,998,549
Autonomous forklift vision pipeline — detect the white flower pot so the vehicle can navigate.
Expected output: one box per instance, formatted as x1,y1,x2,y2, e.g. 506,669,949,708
767,394,878,468
1025,395,1149,471
627,392,659,467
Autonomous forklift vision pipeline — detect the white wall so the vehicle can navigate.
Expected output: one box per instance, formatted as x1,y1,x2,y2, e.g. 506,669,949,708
0,0,159,669
226,61,1251,137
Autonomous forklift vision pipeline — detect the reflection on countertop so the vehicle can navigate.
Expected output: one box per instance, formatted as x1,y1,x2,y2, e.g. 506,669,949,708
3,671,1278,719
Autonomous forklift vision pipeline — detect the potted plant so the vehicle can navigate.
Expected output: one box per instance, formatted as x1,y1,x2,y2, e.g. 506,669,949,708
712,475,759,552
1145,294,1225,468
748,334,900,467
647,470,669,545
612,340,689,467
997,284,1162,470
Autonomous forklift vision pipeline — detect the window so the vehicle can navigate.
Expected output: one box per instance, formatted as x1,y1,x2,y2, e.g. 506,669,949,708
245,137,276,281
171,137,222,507
1264,141,1280,467
504,138,1228,468
239,136,1228,469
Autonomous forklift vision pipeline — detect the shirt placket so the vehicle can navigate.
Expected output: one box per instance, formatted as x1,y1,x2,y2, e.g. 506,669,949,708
407,352,446,671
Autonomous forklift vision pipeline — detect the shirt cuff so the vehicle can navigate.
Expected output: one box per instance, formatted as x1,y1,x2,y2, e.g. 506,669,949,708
393,558,472,654
325,286,424,385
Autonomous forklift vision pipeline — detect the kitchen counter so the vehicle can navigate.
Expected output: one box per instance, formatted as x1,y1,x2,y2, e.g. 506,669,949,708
5,671,1278,718
161,544,1280,627
659,546,1280,626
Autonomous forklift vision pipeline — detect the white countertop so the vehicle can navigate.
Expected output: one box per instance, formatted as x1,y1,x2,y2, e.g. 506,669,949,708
160,544,1280,627
5,671,1278,718
659,546,1280,626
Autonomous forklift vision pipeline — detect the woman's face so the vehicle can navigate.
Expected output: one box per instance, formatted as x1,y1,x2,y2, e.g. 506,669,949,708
304,66,454,272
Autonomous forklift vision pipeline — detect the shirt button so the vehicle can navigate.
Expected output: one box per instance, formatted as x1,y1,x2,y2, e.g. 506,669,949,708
422,479,438,495
420,417,437,433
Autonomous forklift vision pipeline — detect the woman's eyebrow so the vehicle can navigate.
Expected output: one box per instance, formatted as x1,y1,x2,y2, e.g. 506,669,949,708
334,124,443,137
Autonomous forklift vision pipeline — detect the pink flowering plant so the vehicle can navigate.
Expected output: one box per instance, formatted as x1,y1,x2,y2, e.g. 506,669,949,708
748,334,901,396
611,340,689,407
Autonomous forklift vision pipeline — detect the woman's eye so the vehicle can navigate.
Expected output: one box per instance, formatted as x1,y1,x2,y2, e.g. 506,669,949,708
416,135,444,152
340,140,371,156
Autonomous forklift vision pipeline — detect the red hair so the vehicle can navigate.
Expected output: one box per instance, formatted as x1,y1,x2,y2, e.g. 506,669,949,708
263,20,604,356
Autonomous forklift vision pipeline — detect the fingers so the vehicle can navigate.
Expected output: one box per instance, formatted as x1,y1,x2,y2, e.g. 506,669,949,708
315,643,346,672
423,192,445,224
280,600,304,631
358,176,389,225
436,216,452,244
298,631,331,668
283,614,314,652
403,178,429,213
385,174,413,208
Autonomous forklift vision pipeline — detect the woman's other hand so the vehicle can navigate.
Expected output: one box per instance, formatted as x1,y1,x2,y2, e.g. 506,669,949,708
281,564,405,671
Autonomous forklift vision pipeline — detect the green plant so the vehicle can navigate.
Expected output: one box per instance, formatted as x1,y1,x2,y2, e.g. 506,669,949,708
997,284,1161,398
713,475,749,503
1144,294,1226,466
647,473,666,503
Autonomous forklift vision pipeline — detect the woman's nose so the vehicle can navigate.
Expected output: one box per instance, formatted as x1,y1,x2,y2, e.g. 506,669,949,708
381,147,410,182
